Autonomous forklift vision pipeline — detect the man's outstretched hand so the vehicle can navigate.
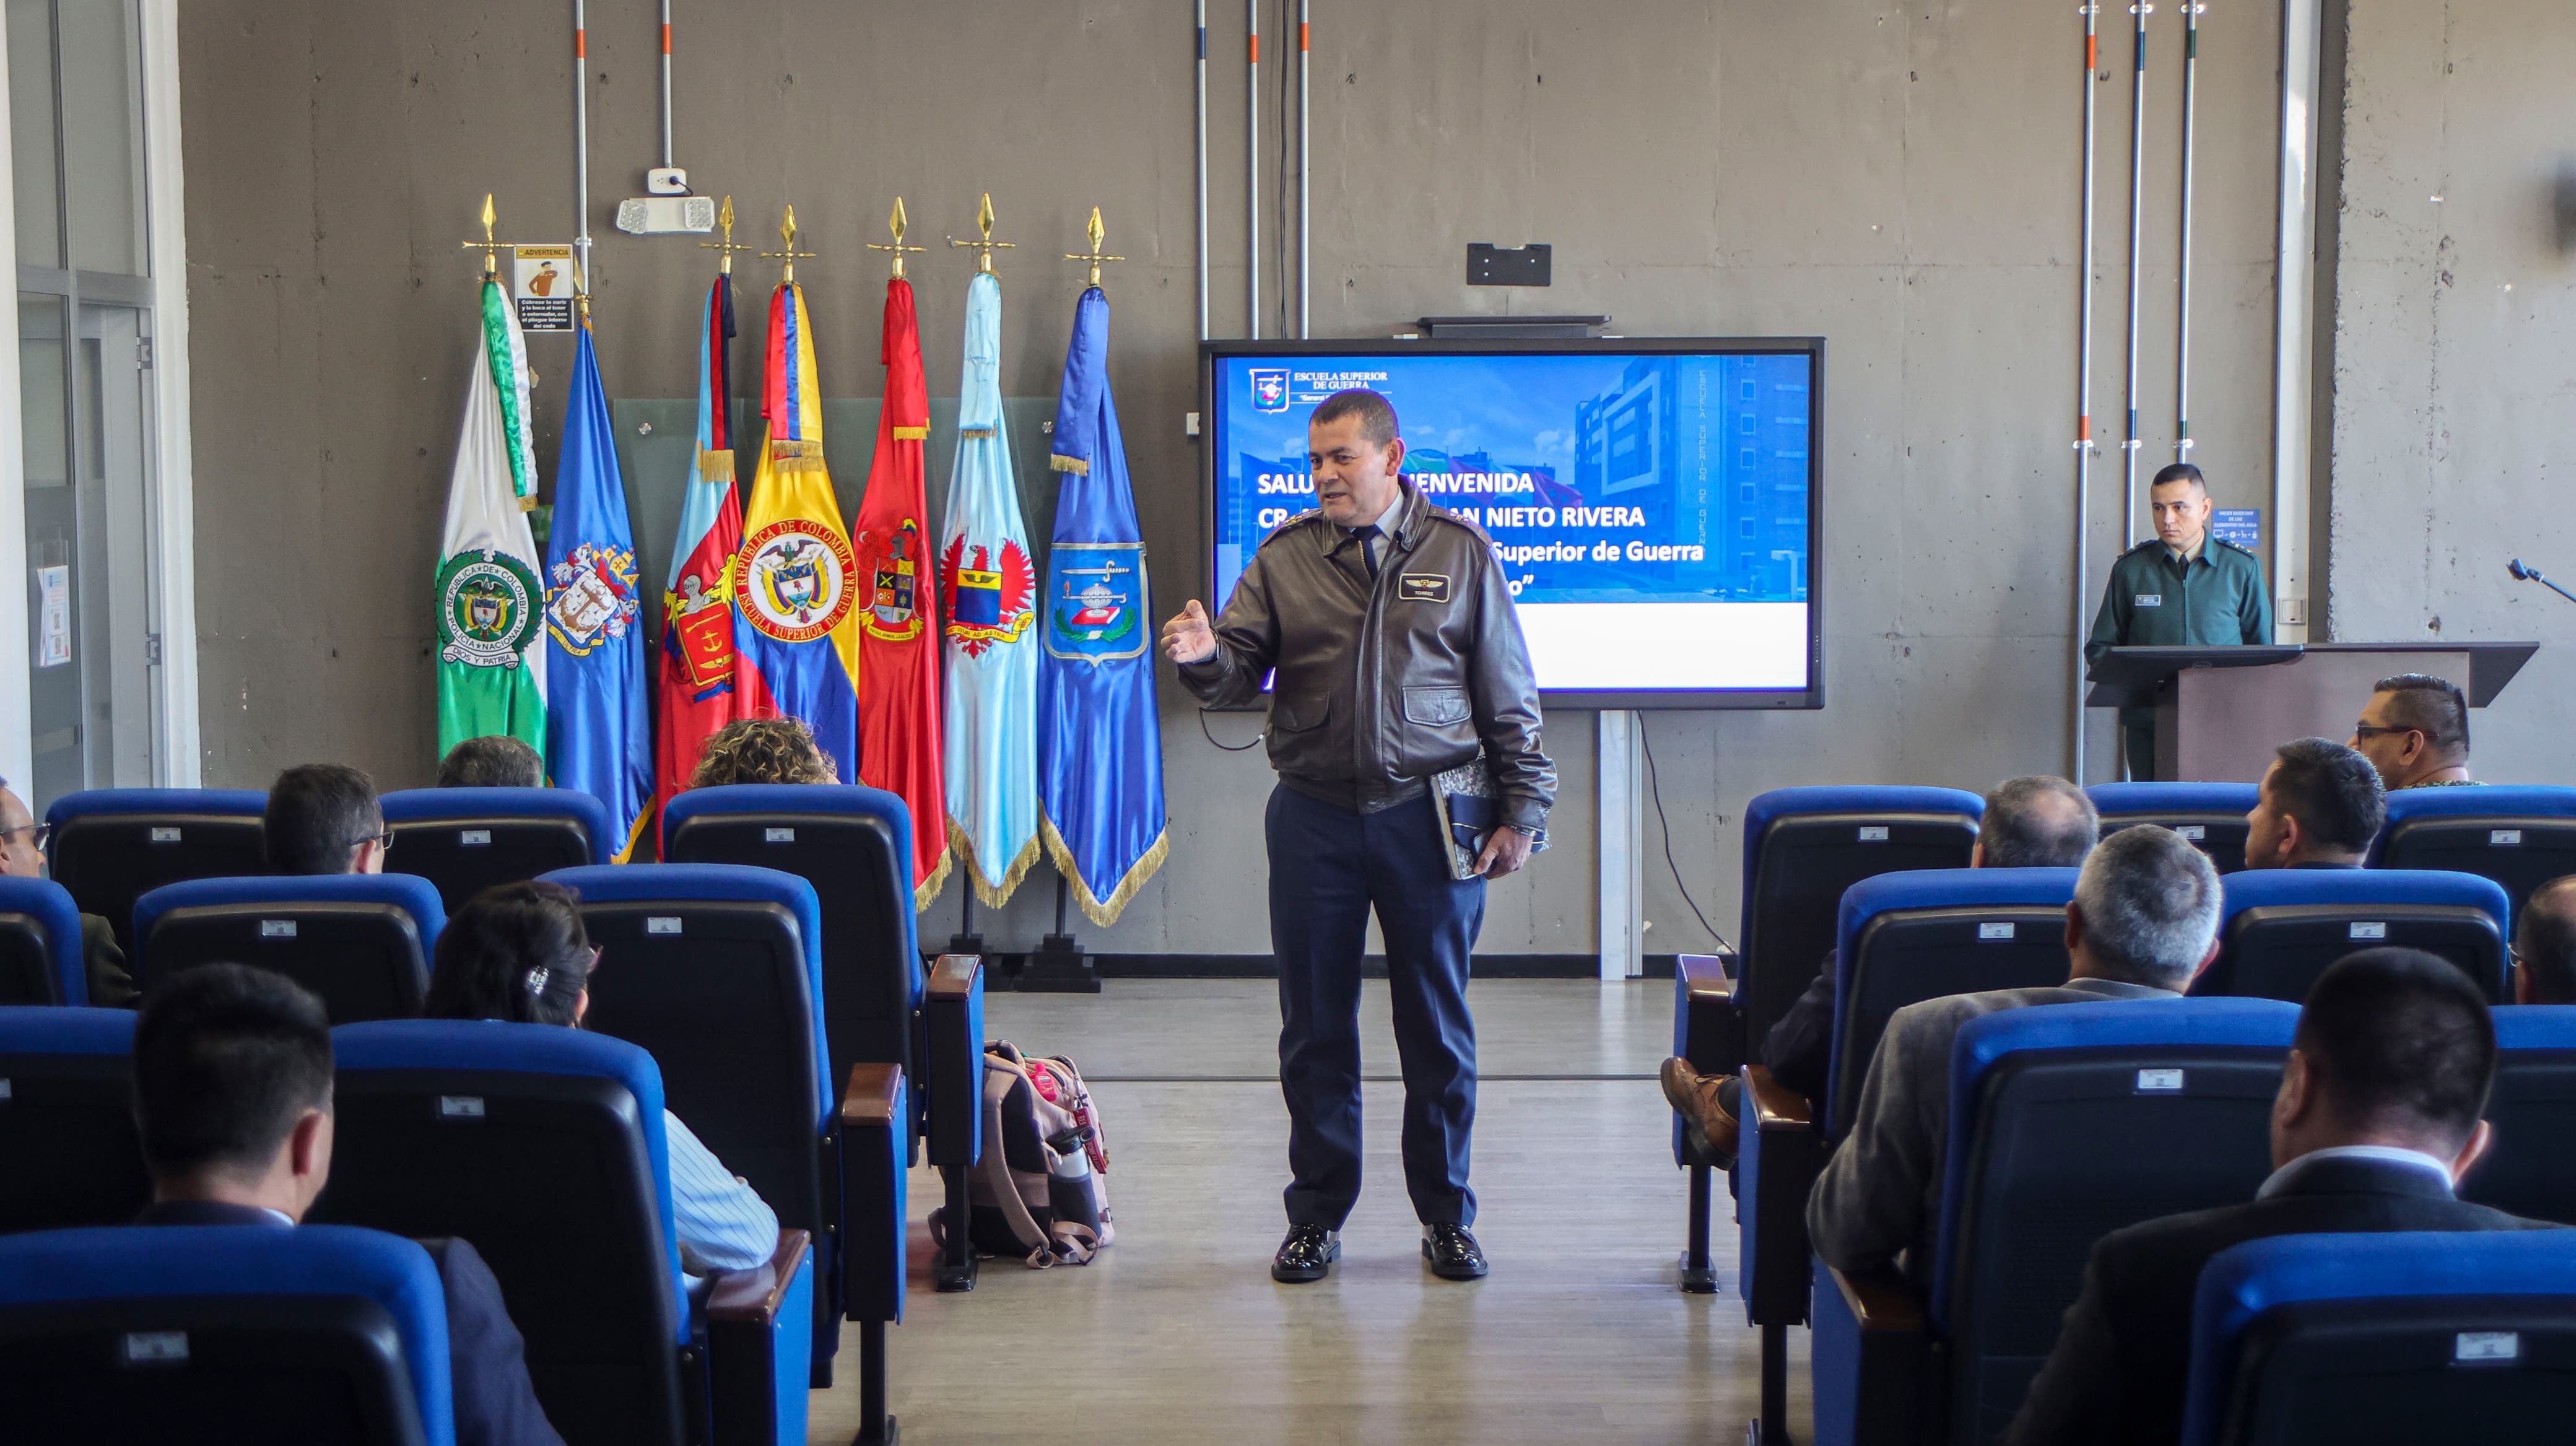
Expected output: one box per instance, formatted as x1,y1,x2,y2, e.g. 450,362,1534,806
1162,599,1219,665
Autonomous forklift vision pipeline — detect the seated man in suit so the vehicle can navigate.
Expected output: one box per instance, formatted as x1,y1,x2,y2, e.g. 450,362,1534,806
2241,736,2383,870
264,762,389,876
133,962,565,1446
2512,875,2576,1005
0,774,133,1005
688,716,838,789
2006,947,2556,1446
438,736,544,788
2351,672,2479,791
1659,775,2100,1163
1808,824,2222,1286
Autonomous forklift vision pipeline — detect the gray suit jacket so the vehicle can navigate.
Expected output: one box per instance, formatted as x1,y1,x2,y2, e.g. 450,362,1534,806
1806,976,2180,1286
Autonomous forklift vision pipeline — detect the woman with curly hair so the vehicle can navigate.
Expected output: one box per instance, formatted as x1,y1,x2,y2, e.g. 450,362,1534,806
689,716,839,789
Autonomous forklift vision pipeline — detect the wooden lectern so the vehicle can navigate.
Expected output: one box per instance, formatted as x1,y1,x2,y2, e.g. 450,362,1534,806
2086,642,2538,783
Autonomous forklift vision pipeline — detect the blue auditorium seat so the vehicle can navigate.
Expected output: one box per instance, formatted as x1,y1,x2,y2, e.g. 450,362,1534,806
0,1223,455,1446
2182,1231,2576,1446
2088,782,2260,874
43,788,267,952
662,785,926,1156
540,862,858,1385
382,786,619,912
1670,788,1980,1305
132,874,446,1024
2369,785,2576,924
0,1007,147,1234
1736,866,2080,1442
2201,868,2511,1003
320,1020,816,1446
0,875,85,1004
1811,998,2299,1446
2463,1006,2576,1226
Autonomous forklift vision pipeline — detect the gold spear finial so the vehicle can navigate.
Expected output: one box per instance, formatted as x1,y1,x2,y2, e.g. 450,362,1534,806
573,251,591,325
760,204,817,284
1063,206,1125,290
867,197,929,281
459,193,516,280
948,193,1017,276
700,195,753,275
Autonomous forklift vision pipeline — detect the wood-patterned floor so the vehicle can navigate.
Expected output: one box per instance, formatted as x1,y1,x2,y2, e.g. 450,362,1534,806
806,979,1809,1445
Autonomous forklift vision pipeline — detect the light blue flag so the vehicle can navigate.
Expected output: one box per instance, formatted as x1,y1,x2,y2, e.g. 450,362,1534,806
1037,286,1167,927
543,321,653,860
939,271,1042,906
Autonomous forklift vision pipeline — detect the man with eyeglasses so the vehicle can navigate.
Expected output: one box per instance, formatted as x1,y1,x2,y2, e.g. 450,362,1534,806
263,764,393,876
0,774,135,1004
2350,673,2481,792
2511,877,2576,1006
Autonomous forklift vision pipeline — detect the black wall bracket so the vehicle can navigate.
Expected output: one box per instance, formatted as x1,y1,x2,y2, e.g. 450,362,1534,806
1466,242,1551,287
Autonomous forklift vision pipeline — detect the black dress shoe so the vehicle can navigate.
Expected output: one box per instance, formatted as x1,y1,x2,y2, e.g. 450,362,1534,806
1271,1224,1341,1283
1422,1222,1489,1280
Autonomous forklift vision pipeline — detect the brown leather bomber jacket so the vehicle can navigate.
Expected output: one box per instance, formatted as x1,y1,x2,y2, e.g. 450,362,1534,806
1178,482,1556,833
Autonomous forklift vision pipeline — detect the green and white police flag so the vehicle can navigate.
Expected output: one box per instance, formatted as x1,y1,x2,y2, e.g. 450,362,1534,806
435,278,548,763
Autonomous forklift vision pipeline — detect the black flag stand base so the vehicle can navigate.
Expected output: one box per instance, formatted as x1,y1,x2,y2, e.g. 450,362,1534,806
1020,874,1102,993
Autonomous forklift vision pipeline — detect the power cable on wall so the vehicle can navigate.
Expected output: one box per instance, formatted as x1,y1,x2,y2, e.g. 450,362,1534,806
1637,721,1733,956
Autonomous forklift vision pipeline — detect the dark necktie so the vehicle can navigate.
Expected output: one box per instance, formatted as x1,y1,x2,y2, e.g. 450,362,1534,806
1351,525,1382,580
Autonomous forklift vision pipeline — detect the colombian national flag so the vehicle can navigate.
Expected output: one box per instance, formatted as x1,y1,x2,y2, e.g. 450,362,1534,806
729,281,864,782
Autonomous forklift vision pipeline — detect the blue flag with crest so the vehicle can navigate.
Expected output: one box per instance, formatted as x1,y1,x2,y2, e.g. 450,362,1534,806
1037,286,1167,926
542,321,653,860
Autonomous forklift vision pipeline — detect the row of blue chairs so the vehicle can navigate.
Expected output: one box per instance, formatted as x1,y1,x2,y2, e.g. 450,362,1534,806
1796,999,2576,1446
0,1007,892,1446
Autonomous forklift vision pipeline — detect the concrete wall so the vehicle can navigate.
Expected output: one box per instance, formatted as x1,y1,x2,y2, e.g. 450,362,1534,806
2326,0,2576,783
180,1,2309,957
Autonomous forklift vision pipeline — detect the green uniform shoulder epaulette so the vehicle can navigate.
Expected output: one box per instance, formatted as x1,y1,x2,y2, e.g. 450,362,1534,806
2214,536,2258,557
2123,539,2163,559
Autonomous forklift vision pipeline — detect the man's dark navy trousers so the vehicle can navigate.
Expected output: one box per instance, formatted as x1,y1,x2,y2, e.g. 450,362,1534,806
1268,783,1483,1230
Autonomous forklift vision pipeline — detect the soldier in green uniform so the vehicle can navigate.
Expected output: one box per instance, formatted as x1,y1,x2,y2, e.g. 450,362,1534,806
2084,463,2273,780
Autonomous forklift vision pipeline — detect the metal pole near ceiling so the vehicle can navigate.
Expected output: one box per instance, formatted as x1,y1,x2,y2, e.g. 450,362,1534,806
2271,0,2323,645
2120,1,2151,546
2073,2,2102,782
1246,0,1261,339
1196,0,1210,342
1298,0,1311,339
2174,1,2203,464
572,0,593,285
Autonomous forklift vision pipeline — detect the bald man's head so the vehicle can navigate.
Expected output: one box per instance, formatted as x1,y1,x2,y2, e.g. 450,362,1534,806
1977,776,2100,869
2515,876,2576,1005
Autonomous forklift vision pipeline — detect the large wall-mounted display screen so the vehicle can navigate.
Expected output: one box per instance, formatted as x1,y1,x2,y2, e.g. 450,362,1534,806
1200,338,1824,708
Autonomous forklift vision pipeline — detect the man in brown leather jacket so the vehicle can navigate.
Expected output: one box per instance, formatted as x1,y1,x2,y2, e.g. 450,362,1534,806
1164,388,1554,1285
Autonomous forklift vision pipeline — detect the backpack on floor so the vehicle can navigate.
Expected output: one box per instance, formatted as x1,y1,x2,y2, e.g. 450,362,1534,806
926,1041,1115,1269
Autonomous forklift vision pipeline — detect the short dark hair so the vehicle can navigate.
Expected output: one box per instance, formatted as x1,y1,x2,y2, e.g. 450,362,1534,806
2373,673,2471,757
2073,825,2224,988
2266,737,2386,852
264,764,383,875
1978,776,2099,869
2515,876,2576,1005
133,963,334,1180
2151,462,2206,492
425,881,595,1027
1309,389,1399,448
438,735,544,788
2296,947,2496,1154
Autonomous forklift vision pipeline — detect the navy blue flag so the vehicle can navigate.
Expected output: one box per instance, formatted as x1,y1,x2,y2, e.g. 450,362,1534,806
1037,286,1168,926
542,321,653,858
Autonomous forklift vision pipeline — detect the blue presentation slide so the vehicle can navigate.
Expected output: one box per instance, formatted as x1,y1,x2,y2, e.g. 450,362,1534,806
1208,349,1814,693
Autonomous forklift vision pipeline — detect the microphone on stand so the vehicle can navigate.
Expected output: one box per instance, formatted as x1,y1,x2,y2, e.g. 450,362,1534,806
2508,558,2576,608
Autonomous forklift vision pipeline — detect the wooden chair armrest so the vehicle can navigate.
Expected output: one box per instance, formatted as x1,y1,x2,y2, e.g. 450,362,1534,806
1744,1064,1812,1130
1827,1263,1924,1334
927,952,981,1001
704,1229,811,1326
840,1062,903,1126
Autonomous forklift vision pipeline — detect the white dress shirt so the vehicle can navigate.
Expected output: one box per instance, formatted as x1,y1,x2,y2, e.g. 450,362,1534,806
2255,1143,2456,1200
